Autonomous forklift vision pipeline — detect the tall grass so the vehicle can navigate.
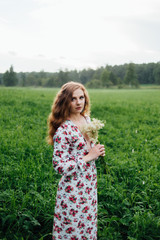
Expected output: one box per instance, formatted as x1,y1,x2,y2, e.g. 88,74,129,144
0,88,160,239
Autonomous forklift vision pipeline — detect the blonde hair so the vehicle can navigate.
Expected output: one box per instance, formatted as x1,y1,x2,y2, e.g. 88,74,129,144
47,81,90,145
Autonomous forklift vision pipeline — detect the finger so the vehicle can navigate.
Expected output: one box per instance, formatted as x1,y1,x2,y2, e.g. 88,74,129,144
99,147,105,152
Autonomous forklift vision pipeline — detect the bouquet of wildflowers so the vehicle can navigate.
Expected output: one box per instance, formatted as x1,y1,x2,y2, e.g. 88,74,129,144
81,118,105,144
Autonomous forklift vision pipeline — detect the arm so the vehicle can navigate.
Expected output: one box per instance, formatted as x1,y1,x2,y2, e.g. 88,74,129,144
82,143,105,163
52,126,88,176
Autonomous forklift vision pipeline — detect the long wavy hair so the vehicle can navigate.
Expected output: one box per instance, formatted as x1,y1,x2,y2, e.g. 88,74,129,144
47,81,90,145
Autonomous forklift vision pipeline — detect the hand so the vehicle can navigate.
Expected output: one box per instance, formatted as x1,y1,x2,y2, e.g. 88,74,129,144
83,144,105,163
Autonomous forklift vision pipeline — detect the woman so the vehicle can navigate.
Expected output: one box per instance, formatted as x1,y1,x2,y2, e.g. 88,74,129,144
47,81,105,240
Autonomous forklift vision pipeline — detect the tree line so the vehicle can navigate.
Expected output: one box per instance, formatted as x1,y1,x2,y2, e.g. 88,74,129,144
0,62,160,88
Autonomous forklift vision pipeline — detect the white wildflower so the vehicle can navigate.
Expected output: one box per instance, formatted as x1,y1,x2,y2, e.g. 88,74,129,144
81,118,105,144
145,139,147,142
142,181,145,185
132,149,134,153
135,130,137,133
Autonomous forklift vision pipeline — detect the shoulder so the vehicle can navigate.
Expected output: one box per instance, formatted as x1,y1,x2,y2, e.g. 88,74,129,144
53,120,72,140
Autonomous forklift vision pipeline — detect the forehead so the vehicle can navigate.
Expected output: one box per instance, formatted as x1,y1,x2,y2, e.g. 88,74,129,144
72,88,84,97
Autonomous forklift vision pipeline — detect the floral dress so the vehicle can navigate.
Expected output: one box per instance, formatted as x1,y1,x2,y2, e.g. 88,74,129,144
52,118,97,240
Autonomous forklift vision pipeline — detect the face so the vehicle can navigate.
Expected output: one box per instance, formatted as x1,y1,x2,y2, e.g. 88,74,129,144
70,88,85,115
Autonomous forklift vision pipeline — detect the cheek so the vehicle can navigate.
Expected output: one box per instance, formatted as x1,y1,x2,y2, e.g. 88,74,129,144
70,102,75,110
82,99,85,106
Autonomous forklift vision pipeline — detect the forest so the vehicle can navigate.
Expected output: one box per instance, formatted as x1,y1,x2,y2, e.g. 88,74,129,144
0,61,160,88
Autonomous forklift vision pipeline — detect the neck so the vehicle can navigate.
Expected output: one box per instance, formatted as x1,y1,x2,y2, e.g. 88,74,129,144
68,113,82,122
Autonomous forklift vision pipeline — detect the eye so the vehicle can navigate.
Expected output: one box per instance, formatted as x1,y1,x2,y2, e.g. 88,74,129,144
80,96,84,99
71,97,76,101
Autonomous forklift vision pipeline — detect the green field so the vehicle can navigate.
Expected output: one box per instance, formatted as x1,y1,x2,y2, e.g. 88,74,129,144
0,87,160,240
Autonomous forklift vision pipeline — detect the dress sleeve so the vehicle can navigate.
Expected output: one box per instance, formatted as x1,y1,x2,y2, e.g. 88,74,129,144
52,125,88,176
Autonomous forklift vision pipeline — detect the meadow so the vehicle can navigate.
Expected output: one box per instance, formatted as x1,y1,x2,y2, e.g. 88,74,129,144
0,87,160,240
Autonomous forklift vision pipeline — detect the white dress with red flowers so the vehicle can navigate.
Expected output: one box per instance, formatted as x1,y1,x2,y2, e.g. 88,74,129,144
52,118,97,240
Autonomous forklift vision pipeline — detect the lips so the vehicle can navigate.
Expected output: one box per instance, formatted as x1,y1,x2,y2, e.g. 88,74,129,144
76,107,82,110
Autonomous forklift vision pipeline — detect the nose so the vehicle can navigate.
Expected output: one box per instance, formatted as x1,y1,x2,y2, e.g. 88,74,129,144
76,98,80,104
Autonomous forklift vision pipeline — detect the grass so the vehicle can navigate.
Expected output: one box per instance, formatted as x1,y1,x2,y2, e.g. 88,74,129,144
0,87,160,240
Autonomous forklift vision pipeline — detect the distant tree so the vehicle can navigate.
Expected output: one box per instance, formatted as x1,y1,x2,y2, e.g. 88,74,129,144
109,72,117,85
153,62,160,84
3,65,18,86
100,69,112,87
85,79,102,88
0,73,3,85
57,70,70,86
124,63,139,88
20,72,26,86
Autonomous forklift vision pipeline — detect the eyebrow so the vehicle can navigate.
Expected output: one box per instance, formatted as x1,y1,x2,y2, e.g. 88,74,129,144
72,95,84,98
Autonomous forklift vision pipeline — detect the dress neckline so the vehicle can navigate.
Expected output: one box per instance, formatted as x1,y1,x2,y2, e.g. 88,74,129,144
66,119,92,151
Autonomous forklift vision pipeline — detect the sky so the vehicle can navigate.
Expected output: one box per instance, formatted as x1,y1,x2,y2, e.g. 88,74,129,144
0,0,160,73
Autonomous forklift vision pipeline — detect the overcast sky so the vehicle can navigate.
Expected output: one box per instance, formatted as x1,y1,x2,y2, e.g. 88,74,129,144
0,0,160,73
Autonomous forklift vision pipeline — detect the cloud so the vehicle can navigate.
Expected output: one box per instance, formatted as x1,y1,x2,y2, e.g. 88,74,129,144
8,51,17,56
0,0,160,72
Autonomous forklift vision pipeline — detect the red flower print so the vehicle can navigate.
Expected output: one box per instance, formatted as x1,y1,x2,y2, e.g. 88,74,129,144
89,196,92,200
69,208,78,216
54,212,61,220
85,187,92,194
82,237,88,240
57,166,64,174
86,173,92,181
61,124,68,129
82,206,89,213
61,144,67,150
69,195,77,203
60,200,68,209
77,221,85,229
71,125,78,132
72,172,78,180
83,150,88,156
79,197,87,204
53,160,58,167
92,200,97,206
77,142,84,150
62,211,67,215
55,136,61,143
54,225,62,233
87,214,92,221
93,174,96,180
63,131,68,135
76,181,84,188
65,137,70,144
66,227,75,234
65,185,73,193
67,165,75,172
80,230,84,234
55,150,63,157
63,217,71,225
87,227,93,234
86,162,91,168
71,236,78,240
58,235,62,239
71,135,78,143
74,218,78,222
64,176,71,182
69,155,75,161
78,191,83,195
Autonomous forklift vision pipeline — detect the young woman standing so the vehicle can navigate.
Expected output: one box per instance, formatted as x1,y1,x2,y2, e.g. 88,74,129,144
47,81,105,240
